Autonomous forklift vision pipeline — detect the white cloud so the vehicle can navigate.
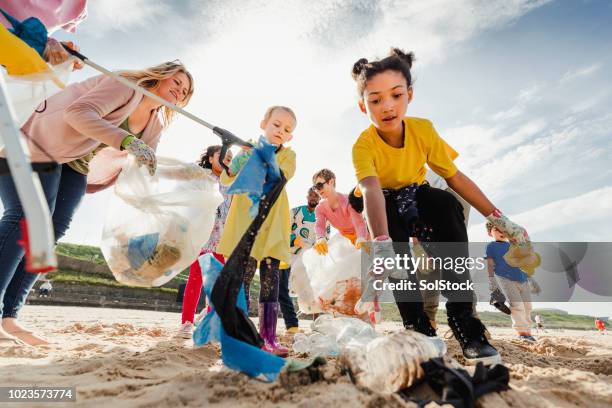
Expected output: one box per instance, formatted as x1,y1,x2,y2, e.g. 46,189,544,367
84,0,172,35
559,62,603,85
491,83,543,120
468,186,612,242
569,89,610,114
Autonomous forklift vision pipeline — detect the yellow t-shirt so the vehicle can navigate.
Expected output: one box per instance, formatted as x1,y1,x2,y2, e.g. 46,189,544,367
352,117,458,189
217,146,296,267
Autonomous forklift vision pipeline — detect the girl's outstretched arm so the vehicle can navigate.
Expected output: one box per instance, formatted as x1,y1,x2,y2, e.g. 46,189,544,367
448,170,531,247
358,176,389,239
445,170,496,216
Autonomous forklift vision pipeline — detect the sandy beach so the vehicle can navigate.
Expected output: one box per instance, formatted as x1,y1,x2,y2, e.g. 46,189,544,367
1,305,611,407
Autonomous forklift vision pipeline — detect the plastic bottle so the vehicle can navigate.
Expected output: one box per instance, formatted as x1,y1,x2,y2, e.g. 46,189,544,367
339,331,447,394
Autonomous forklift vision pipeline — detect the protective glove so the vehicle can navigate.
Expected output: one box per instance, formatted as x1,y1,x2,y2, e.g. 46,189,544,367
354,237,369,254
121,135,156,176
528,277,542,295
293,235,303,249
228,149,253,176
313,237,328,255
486,209,530,248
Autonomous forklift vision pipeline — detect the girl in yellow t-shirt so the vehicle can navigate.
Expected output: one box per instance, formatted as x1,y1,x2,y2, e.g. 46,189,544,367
217,106,296,357
350,48,531,366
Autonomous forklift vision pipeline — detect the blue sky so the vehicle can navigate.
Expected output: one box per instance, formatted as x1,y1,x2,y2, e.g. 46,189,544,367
33,0,612,315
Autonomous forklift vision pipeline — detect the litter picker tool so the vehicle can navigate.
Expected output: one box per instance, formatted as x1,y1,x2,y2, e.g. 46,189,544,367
61,45,251,170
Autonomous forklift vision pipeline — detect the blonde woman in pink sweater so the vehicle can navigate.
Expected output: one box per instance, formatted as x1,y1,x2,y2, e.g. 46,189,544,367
0,62,193,346
312,168,369,255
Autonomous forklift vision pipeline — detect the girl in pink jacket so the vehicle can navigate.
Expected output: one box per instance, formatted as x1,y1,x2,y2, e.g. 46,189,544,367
312,168,369,255
0,61,194,346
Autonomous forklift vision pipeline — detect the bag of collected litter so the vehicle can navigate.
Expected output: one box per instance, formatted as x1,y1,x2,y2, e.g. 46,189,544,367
2,60,73,126
301,234,362,316
101,156,222,287
289,253,323,314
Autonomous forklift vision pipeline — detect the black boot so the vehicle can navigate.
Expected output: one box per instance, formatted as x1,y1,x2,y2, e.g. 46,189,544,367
404,312,437,337
447,311,501,365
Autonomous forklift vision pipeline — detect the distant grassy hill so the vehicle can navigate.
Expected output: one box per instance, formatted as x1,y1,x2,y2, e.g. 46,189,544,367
380,303,598,330
56,242,106,265
54,242,260,303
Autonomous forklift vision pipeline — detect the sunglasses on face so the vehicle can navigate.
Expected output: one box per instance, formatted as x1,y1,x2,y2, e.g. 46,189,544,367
313,180,328,191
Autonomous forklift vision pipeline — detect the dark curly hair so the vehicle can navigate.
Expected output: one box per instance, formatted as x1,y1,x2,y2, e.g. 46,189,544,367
198,145,222,169
351,47,415,96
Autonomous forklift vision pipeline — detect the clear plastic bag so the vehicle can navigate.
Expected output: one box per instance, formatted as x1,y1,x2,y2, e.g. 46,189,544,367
311,314,377,350
101,156,222,287
2,60,73,126
288,253,323,314
292,315,375,357
301,234,363,316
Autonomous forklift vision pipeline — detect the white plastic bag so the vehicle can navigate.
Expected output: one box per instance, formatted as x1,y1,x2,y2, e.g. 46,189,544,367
101,156,222,287
289,253,323,314
292,315,377,356
301,234,363,316
2,60,73,126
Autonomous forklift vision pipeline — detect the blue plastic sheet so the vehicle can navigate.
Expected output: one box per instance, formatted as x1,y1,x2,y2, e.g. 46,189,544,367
1,8,48,56
126,233,159,270
227,136,281,218
193,254,285,381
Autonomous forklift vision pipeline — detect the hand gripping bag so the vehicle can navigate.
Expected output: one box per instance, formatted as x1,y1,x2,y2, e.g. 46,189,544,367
301,234,363,316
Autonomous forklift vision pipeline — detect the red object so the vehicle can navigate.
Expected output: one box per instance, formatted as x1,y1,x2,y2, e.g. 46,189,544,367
595,320,605,330
17,219,55,273
181,250,224,324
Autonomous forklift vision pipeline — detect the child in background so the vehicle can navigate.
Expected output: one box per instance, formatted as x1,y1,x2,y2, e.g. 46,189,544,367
487,222,536,342
535,314,545,334
595,318,607,335
217,106,297,357
176,145,232,339
312,169,368,255
38,280,52,298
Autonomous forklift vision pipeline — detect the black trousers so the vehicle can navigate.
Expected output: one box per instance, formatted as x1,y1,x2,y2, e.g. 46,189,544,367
278,268,298,328
385,184,474,323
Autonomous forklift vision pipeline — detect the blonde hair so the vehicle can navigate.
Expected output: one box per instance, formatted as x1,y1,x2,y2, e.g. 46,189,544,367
119,61,194,127
312,168,336,184
262,105,297,125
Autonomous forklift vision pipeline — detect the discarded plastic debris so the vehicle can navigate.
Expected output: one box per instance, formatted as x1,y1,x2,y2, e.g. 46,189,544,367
292,315,377,357
340,330,447,394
